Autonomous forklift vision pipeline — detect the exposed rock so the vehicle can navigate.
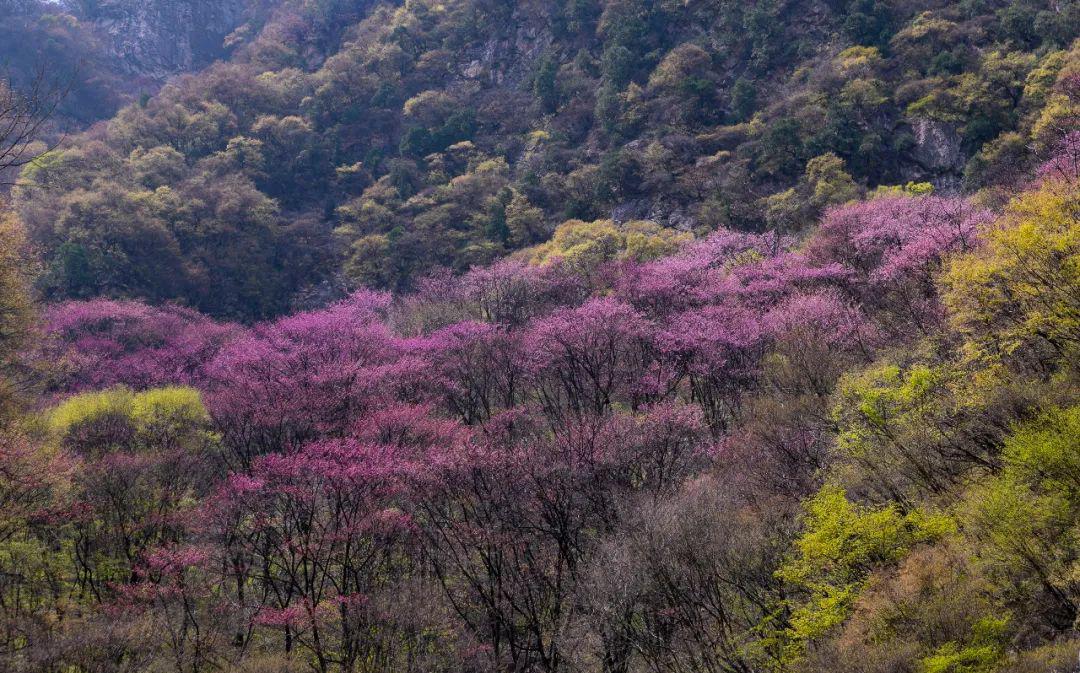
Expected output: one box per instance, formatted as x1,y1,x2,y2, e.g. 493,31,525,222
80,0,248,79
453,10,552,90
3,0,252,81
462,60,484,79
611,199,652,224
612,199,696,232
0,0,39,12
647,201,696,232
910,118,964,173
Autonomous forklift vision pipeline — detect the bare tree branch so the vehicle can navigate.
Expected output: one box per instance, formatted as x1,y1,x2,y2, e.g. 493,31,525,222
0,61,72,186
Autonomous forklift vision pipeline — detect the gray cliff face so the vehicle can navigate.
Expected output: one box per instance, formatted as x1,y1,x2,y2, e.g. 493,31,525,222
77,0,249,79
910,118,964,173
1,0,38,12
5,0,61,12
907,117,966,191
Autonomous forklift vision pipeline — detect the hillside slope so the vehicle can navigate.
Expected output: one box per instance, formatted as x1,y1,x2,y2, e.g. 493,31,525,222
0,137,1076,673
0,0,270,128
12,0,1080,321
0,1,1079,671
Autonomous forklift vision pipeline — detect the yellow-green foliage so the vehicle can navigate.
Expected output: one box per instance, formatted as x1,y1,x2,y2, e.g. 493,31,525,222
837,363,941,436
804,153,860,209
1029,42,1080,150
647,43,711,91
48,387,136,437
831,362,957,495
1003,405,1080,496
623,220,693,261
0,532,77,635
830,351,1037,502
907,50,1035,125
525,218,692,270
1021,50,1067,111
0,212,35,422
835,46,882,76
966,406,1080,535
402,90,456,123
943,180,1080,363
869,181,934,198
130,386,210,440
920,616,1008,673
774,485,952,663
959,472,1070,589
526,218,621,267
954,406,1080,631
810,173,1080,667
765,153,862,231
49,386,211,451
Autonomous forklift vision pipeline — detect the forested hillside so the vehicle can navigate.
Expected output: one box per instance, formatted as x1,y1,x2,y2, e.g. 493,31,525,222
11,0,1079,318
0,0,1079,672
0,136,1077,672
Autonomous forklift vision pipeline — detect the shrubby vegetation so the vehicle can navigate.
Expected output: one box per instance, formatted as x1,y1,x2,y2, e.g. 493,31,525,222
0,0,1078,671
0,127,1075,671
9,0,1080,318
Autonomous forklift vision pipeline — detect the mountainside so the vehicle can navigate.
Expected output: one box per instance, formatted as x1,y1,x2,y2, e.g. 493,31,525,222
13,0,1079,319
0,0,266,127
0,2,1079,673
0,138,1077,673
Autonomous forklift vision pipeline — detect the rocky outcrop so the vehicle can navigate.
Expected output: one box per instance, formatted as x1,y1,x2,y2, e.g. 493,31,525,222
911,118,963,170
4,0,254,81
456,23,553,88
77,0,249,79
907,117,966,190
892,117,967,192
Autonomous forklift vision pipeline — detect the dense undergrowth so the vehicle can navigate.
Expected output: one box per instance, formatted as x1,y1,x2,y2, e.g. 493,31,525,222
0,131,1075,671
1,0,1079,671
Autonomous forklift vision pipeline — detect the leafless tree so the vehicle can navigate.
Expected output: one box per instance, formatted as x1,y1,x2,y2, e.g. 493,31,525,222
0,62,69,185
